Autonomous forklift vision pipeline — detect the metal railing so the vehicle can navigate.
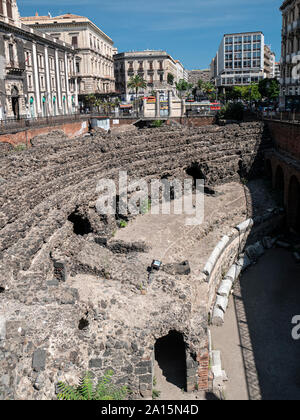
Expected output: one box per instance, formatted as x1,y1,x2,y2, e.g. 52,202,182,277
262,110,300,124
0,113,85,133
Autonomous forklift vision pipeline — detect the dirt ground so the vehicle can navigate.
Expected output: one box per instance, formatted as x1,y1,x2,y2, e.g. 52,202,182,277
113,179,278,399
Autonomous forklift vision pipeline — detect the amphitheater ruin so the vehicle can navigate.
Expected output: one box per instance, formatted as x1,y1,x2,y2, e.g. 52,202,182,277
0,120,298,400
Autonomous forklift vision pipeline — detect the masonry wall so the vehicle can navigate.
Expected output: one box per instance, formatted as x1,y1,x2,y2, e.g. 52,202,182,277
0,120,89,146
267,120,300,160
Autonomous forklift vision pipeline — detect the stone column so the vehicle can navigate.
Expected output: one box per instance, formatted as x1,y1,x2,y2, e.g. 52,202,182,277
64,52,71,114
168,90,172,117
73,55,78,109
2,0,8,24
32,42,41,116
54,49,62,114
181,98,186,117
155,91,160,118
44,46,52,116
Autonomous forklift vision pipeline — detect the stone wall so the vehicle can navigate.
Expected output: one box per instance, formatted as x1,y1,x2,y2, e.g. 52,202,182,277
202,211,284,316
266,120,300,160
0,120,89,146
0,122,273,400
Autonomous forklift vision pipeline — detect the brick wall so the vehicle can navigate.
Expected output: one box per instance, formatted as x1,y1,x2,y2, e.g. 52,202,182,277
0,120,89,146
169,116,215,128
267,121,300,160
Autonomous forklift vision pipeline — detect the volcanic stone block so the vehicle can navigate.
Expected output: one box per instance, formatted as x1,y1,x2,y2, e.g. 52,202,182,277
162,261,191,276
32,349,47,372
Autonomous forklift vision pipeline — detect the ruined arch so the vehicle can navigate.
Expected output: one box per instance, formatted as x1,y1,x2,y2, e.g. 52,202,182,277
287,175,300,233
154,330,187,391
275,165,285,205
11,85,19,119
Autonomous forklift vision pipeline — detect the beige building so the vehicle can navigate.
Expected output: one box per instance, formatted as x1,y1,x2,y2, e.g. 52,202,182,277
279,0,300,109
188,69,211,85
264,45,276,78
0,1,78,120
21,12,115,109
114,50,183,101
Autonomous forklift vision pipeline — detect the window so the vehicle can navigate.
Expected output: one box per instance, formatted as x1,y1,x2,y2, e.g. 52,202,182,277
41,76,45,89
6,0,12,19
28,75,32,88
0,1,3,15
8,44,14,63
71,36,78,48
243,35,252,42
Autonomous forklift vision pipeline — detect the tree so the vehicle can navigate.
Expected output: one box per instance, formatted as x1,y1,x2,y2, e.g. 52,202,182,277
258,78,280,101
127,75,147,100
85,94,97,112
127,75,147,114
243,83,261,103
167,73,175,86
57,370,127,401
176,79,193,99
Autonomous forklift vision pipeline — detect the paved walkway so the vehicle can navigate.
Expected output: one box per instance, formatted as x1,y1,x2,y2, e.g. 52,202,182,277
211,248,300,400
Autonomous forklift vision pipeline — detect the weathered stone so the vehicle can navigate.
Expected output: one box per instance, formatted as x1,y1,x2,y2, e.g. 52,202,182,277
32,349,47,372
0,316,6,341
89,359,102,369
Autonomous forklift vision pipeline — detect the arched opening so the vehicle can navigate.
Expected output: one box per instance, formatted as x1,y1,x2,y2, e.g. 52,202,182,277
11,86,19,119
275,165,285,206
154,331,187,392
68,209,93,236
186,162,206,188
288,176,300,234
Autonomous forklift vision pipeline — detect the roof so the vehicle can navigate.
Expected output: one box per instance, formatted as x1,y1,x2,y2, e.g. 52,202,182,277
280,0,294,11
21,14,88,22
20,13,113,43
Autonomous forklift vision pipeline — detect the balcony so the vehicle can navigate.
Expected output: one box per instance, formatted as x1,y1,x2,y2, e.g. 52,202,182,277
6,61,25,74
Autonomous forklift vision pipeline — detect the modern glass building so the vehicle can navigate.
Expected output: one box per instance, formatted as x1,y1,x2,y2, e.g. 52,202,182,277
211,32,266,88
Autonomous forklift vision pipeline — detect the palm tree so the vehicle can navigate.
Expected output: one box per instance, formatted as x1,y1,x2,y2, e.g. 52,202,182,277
176,79,193,99
202,82,216,100
127,75,147,115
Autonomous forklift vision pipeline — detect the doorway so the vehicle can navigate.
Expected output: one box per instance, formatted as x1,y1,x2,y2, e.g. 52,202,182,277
11,86,20,119
154,331,187,394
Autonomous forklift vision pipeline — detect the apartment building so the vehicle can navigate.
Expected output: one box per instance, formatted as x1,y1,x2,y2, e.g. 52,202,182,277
21,12,115,108
188,69,211,85
114,50,182,101
264,45,276,78
0,0,78,120
211,32,266,88
280,0,300,109
175,60,188,83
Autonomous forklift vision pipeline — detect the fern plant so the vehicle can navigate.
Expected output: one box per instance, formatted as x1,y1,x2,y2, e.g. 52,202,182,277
57,370,127,401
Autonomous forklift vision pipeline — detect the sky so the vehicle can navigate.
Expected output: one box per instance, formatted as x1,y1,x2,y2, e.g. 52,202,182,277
18,0,283,70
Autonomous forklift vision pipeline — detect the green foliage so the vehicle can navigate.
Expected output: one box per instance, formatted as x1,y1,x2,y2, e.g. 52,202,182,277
14,144,26,152
141,198,151,214
218,102,244,121
152,389,161,400
151,120,164,128
127,75,147,97
167,73,175,85
258,78,280,101
176,79,193,98
119,220,128,228
57,371,127,401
